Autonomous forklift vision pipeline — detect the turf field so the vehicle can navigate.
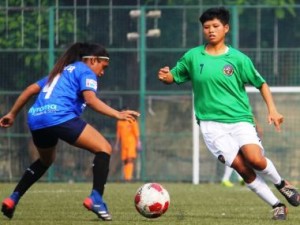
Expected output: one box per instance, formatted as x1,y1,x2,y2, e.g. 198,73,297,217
0,182,299,225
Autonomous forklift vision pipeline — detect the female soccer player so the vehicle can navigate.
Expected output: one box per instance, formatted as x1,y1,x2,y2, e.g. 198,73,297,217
0,42,140,221
157,7,299,220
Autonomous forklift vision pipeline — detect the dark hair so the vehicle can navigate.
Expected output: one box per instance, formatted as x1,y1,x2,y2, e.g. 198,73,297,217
48,42,109,84
199,7,230,25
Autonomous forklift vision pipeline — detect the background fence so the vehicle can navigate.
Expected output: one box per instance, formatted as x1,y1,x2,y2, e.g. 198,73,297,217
1,2,300,183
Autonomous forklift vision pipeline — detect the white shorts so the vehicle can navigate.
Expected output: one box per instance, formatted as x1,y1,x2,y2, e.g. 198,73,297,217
200,121,264,166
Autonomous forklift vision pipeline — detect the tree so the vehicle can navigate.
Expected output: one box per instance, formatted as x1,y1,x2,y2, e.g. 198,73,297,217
0,0,81,90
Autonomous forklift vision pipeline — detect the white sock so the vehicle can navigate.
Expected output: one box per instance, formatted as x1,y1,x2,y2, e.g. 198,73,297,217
247,175,280,207
255,158,282,185
222,166,233,181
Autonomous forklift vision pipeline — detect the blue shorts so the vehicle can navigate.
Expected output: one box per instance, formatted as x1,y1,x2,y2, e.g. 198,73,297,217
31,117,87,148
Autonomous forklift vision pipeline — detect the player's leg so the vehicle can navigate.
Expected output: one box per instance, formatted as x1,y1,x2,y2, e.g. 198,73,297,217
235,122,300,207
221,166,234,187
232,152,279,203
32,117,112,221
52,117,111,198
15,146,55,194
222,166,244,186
241,144,300,207
124,144,137,181
124,157,135,181
123,158,132,182
234,170,245,185
73,123,112,221
1,128,57,219
121,147,129,181
74,123,111,193
200,121,287,220
231,152,287,220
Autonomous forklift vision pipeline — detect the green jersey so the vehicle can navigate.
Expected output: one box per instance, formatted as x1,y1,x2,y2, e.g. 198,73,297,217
170,45,265,124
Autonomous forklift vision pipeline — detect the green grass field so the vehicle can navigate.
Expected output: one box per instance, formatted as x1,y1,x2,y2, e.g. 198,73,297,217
0,182,299,225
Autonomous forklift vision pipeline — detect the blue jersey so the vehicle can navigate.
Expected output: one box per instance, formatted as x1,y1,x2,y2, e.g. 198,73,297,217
28,61,98,130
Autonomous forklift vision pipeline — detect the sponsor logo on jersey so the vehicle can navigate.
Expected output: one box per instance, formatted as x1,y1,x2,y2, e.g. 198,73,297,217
86,79,97,90
28,104,58,116
223,65,234,76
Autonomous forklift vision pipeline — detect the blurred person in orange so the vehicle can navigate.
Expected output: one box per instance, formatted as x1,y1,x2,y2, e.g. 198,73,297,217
115,106,141,181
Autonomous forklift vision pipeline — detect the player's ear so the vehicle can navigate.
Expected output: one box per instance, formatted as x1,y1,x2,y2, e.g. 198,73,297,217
225,24,230,33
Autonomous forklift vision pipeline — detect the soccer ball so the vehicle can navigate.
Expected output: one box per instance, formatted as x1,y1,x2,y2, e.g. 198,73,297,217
134,183,170,218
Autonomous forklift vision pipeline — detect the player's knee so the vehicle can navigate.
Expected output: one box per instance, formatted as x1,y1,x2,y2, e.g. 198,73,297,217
248,157,267,171
37,146,56,164
97,142,112,155
236,168,256,183
39,157,55,167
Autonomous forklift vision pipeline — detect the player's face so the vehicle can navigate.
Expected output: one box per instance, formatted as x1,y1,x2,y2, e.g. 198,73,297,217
202,18,229,45
90,59,109,77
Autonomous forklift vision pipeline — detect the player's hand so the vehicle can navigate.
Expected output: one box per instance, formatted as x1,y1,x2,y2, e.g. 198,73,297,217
0,113,15,128
118,110,140,122
268,111,284,132
158,66,173,84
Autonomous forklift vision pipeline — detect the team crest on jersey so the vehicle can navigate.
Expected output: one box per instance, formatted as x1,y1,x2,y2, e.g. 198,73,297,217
86,79,97,90
223,64,234,76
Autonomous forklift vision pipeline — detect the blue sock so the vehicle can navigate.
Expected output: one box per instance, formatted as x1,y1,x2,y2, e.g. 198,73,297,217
10,192,20,204
91,189,103,203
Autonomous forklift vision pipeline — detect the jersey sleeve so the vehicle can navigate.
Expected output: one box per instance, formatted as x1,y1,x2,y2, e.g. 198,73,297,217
170,54,191,84
36,76,48,88
241,56,265,88
79,71,98,92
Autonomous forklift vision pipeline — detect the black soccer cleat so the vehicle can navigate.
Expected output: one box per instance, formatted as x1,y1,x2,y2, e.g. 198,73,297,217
275,180,300,207
272,203,287,220
1,197,16,219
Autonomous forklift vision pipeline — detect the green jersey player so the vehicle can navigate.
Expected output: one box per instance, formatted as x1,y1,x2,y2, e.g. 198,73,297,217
158,7,299,220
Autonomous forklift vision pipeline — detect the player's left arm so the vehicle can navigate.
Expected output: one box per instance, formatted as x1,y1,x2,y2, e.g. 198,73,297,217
83,90,140,121
259,82,283,132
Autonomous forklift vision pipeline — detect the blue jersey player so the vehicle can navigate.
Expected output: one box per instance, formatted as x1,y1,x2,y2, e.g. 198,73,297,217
0,42,140,221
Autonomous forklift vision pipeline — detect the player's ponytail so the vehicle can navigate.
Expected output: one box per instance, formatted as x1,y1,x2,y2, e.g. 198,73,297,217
47,42,90,84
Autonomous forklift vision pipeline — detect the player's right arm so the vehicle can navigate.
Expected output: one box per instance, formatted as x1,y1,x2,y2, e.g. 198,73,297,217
0,83,41,128
158,66,174,84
